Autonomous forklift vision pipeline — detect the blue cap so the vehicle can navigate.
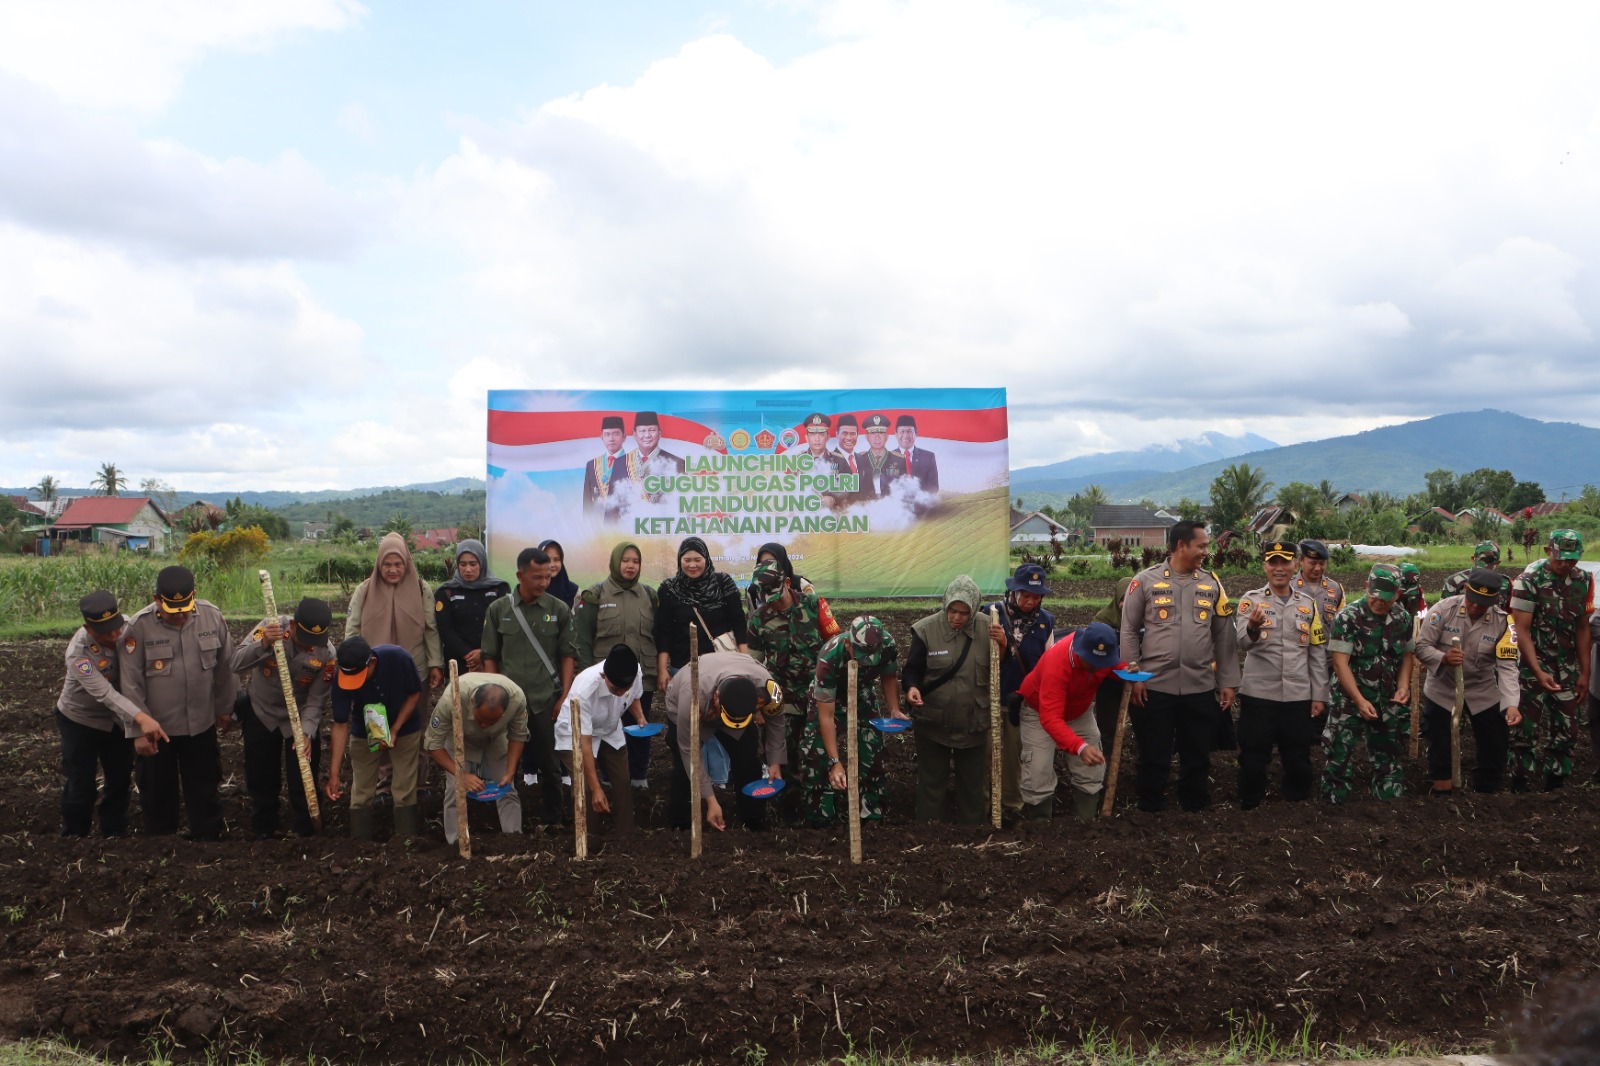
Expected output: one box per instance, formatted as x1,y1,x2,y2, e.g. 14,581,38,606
1006,563,1048,594
1072,622,1120,669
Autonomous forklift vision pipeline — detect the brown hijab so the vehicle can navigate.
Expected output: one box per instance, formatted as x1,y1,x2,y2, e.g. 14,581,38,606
359,532,427,652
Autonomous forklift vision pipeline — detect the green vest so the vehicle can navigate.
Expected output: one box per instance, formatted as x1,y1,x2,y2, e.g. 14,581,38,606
911,610,992,748
576,579,659,681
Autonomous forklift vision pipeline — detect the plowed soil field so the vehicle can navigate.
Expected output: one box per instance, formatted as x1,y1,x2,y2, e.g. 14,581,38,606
1,578,1597,1064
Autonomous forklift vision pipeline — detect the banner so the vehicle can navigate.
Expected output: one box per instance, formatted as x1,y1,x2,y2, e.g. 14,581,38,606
486,388,1009,597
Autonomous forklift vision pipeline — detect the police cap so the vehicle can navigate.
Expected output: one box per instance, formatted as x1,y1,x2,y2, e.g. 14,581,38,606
79,590,122,634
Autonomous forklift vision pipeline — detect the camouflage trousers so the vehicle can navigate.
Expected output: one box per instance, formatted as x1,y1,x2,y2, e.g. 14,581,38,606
1510,688,1582,782
1320,702,1408,804
799,707,887,827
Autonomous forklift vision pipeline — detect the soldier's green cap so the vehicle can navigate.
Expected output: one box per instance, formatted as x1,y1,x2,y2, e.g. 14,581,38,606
847,616,893,667
1366,563,1401,601
1473,540,1500,564
1550,528,1584,560
751,560,783,592
1397,561,1422,586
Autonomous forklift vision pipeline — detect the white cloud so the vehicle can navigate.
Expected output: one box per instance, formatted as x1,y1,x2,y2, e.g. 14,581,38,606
0,0,366,113
338,101,376,143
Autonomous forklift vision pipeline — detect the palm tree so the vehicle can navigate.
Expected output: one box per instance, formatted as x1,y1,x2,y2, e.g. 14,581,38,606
34,475,58,501
92,463,125,496
1316,479,1340,508
1208,463,1274,533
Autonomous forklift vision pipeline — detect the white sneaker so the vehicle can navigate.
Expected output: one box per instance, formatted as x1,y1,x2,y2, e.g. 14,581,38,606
631,778,649,789
522,773,536,786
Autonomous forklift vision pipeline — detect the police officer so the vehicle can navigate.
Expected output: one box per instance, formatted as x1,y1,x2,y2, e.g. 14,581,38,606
1295,539,1345,735
799,412,832,465
1234,541,1328,809
1509,529,1594,791
56,591,169,836
1120,520,1240,812
1322,564,1414,804
118,565,237,839
1414,569,1520,794
663,651,785,831
1441,541,1510,609
230,598,336,838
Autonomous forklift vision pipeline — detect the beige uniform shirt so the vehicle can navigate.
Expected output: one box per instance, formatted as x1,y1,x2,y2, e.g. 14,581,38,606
423,672,530,764
58,623,146,731
1292,574,1346,633
1235,584,1330,703
1121,564,1241,695
1413,596,1520,715
228,616,335,739
664,652,784,793
117,601,238,738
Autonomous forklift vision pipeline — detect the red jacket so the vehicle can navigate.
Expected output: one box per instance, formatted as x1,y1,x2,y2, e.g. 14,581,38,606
1018,634,1118,755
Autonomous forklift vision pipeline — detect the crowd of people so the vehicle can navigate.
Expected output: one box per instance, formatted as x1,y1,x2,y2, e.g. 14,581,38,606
53,523,1597,841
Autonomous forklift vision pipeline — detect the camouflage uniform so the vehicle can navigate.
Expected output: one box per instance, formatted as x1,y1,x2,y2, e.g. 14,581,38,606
747,581,838,780
1509,556,1596,783
800,621,899,827
1441,568,1511,611
1397,562,1427,618
1322,597,1414,803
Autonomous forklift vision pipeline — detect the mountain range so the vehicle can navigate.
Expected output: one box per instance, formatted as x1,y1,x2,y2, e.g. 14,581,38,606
1014,410,1600,508
2,478,483,510
1010,431,1277,497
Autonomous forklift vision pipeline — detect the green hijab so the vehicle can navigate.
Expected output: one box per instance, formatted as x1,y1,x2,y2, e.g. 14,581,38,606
1094,576,1133,629
609,542,642,591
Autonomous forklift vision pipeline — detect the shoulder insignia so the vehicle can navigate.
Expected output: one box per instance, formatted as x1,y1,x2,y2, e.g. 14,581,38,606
1309,614,1325,645
98,659,110,669
1238,599,1252,614
323,663,337,681
1428,612,1440,626
435,600,444,612
74,658,95,677
1128,579,1140,591
124,637,137,654
431,715,442,730
309,658,322,669
1216,590,1234,617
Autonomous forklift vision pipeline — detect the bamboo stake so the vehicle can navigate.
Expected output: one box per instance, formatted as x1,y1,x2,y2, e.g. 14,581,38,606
1450,636,1464,791
988,606,1002,828
1100,662,1137,818
257,570,320,831
847,658,861,864
1408,613,1424,760
449,660,470,859
689,624,701,860
571,694,587,860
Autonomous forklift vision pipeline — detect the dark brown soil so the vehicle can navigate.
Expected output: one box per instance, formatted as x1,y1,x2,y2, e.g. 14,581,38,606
2,599,1597,1065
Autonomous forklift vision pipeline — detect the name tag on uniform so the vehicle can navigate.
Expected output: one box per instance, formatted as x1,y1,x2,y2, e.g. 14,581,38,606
929,649,950,657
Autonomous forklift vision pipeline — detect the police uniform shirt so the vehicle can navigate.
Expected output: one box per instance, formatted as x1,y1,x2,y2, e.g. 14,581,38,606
1235,584,1330,703
1120,563,1241,696
58,623,146,731
1413,596,1519,715
1292,574,1346,632
229,615,335,739
663,651,786,792
117,600,238,738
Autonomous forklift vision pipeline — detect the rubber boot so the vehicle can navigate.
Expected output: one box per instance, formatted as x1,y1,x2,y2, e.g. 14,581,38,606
393,805,420,837
1021,800,1052,821
349,807,376,841
1071,788,1099,823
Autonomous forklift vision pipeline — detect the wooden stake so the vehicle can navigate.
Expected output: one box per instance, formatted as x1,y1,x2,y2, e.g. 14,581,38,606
448,660,470,859
571,695,587,860
689,624,701,860
1100,662,1137,818
1408,613,1424,760
1450,636,1464,791
988,606,1002,829
257,570,321,831
847,658,861,864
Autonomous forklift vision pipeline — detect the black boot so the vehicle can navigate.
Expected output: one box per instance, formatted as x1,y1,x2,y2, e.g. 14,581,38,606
349,807,376,841
393,805,420,837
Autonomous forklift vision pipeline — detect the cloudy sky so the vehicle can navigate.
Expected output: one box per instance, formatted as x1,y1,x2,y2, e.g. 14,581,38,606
3,0,1598,492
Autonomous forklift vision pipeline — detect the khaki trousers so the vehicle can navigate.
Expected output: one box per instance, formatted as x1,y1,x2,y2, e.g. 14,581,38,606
443,748,523,843
1018,706,1103,805
351,731,422,809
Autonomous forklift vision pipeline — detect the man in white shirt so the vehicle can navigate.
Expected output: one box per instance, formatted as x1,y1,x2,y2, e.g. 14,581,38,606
557,644,647,833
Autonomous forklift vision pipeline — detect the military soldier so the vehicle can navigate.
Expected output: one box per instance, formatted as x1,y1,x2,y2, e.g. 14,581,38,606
481,546,578,827
1414,569,1521,794
1441,541,1510,609
828,414,877,505
859,413,896,498
56,591,169,836
745,560,839,789
1119,520,1240,812
1322,564,1414,804
1235,541,1329,809
118,566,238,839
1509,529,1594,790
1398,561,1428,617
801,616,903,827
884,414,939,495
581,415,628,517
229,598,336,838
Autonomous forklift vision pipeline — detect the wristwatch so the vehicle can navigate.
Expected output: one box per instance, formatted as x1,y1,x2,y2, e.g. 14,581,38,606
827,756,841,767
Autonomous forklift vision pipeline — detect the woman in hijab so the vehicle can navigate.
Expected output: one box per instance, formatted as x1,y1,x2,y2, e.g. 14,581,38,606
654,536,748,681
745,541,819,617
1092,576,1134,741
348,532,445,691
902,575,1007,823
538,539,580,608
574,542,659,787
434,539,512,675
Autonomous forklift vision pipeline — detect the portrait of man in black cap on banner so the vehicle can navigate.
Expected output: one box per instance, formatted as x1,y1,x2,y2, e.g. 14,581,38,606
582,414,629,515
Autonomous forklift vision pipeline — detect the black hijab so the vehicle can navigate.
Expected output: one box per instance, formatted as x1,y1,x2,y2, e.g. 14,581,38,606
538,539,579,607
661,536,737,609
